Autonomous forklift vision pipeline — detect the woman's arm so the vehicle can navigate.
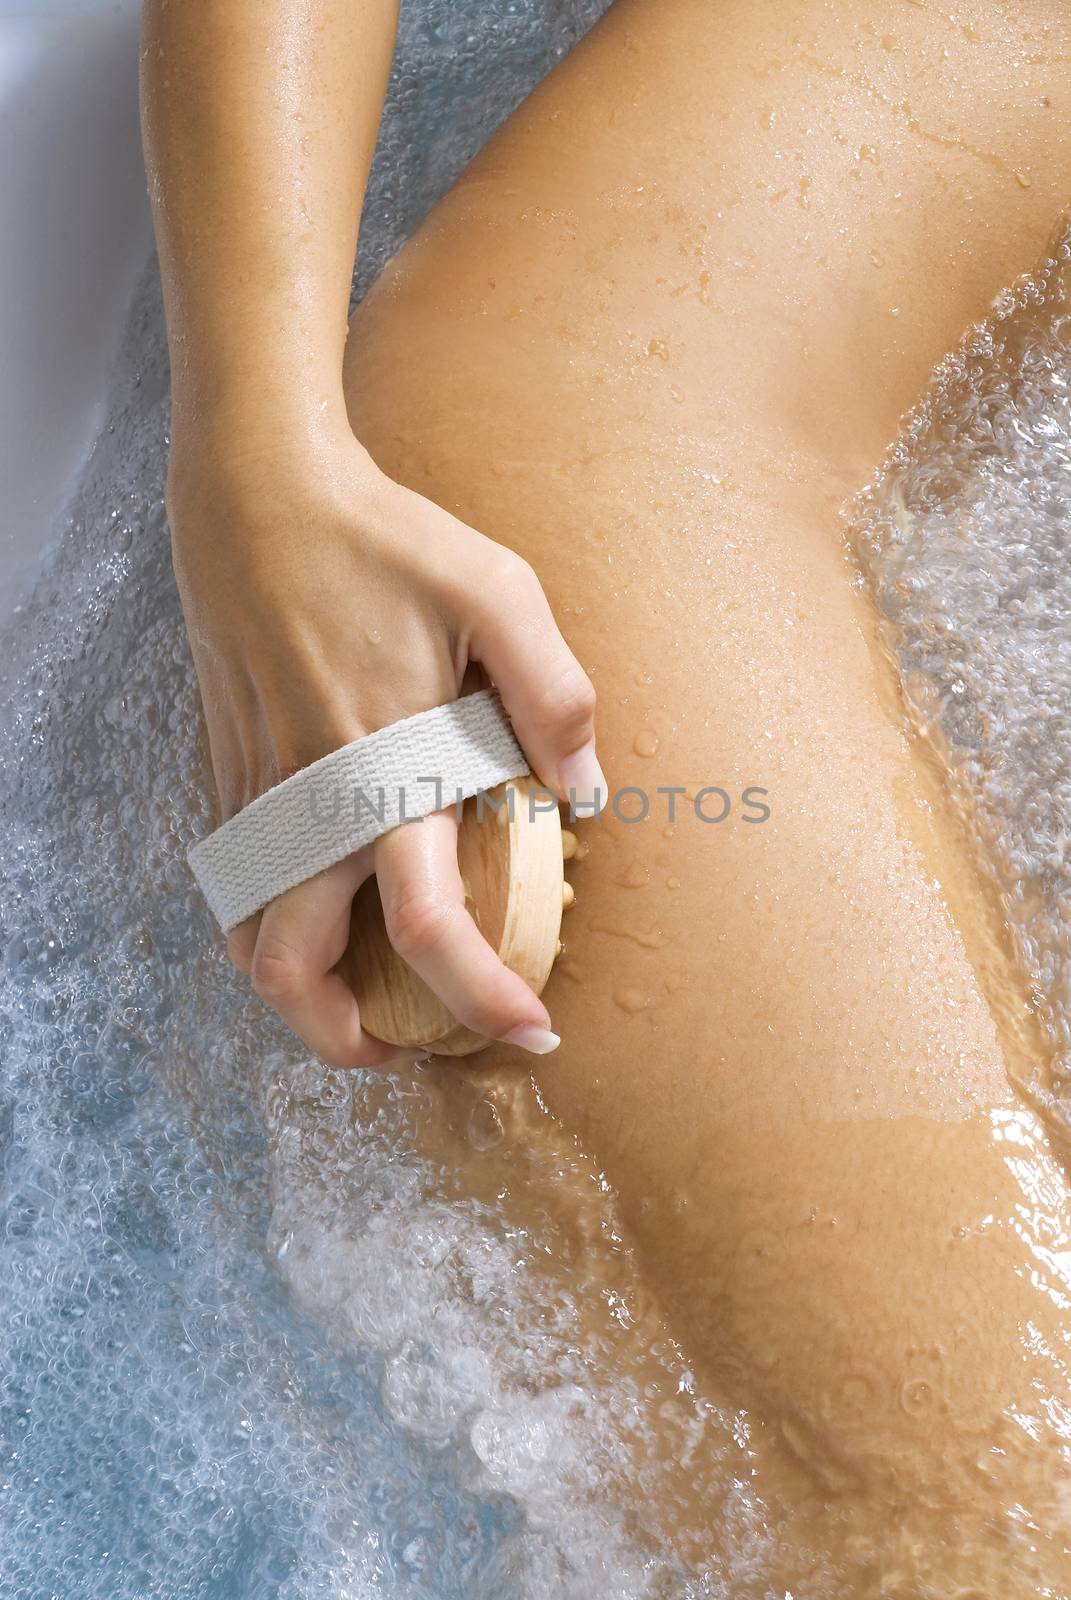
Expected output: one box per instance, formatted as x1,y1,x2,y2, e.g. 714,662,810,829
140,0,604,1067
141,0,396,450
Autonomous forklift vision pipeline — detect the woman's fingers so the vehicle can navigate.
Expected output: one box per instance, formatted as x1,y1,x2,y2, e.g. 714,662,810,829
238,850,402,1069
374,809,560,1052
230,818,559,1063
466,549,605,810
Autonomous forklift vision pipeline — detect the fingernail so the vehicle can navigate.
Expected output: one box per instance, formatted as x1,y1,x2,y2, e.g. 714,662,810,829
559,740,607,813
501,1024,561,1055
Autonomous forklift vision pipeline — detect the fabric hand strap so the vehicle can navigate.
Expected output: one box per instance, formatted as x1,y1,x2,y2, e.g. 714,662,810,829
188,687,530,932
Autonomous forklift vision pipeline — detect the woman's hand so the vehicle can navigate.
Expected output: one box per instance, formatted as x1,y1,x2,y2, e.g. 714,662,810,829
140,0,595,1068
168,417,603,1068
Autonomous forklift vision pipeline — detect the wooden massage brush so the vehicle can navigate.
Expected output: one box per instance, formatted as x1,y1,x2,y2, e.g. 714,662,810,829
342,778,576,1056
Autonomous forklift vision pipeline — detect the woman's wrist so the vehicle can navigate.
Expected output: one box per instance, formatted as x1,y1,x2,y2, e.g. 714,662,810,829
167,384,373,528
170,377,353,461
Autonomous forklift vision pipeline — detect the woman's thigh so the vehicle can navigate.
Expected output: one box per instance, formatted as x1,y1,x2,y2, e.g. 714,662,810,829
343,0,1071,1573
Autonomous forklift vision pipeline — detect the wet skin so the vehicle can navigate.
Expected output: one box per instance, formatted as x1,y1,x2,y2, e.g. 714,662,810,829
343,0,1071,1584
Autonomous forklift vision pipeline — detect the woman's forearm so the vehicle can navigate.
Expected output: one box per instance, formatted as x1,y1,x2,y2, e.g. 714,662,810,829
140,0,399,455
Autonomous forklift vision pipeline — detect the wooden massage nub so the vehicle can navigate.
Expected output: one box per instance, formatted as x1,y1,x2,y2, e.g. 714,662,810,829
342,778,575,1056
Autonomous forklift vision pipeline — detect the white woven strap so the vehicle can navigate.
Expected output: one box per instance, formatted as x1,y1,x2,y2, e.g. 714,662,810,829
188,688,529,932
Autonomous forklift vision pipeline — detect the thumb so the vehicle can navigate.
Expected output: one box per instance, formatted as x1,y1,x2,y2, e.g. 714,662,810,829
467,550,605,808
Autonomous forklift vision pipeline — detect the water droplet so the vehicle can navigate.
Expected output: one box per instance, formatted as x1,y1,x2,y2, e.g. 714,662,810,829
899,1377,935,1417
613,988,650,1015
467,1096,505,1151
633,730,660,758
592,922,668,949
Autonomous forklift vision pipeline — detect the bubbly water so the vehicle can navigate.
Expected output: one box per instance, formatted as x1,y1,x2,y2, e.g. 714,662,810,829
849,223,1071,1111
5,0,1071,1595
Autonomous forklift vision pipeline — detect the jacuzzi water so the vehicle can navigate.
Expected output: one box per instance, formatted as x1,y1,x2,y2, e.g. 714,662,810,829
4,3,1071,1597
850,230,1071,1107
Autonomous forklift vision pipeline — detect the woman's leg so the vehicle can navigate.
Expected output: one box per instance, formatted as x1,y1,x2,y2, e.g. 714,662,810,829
343,0,1071,1582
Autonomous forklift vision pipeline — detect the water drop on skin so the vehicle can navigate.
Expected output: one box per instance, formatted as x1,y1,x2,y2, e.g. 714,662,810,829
633,730,660,758
592,921,668,949
613,988,650,1015
467,1096,505,1152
